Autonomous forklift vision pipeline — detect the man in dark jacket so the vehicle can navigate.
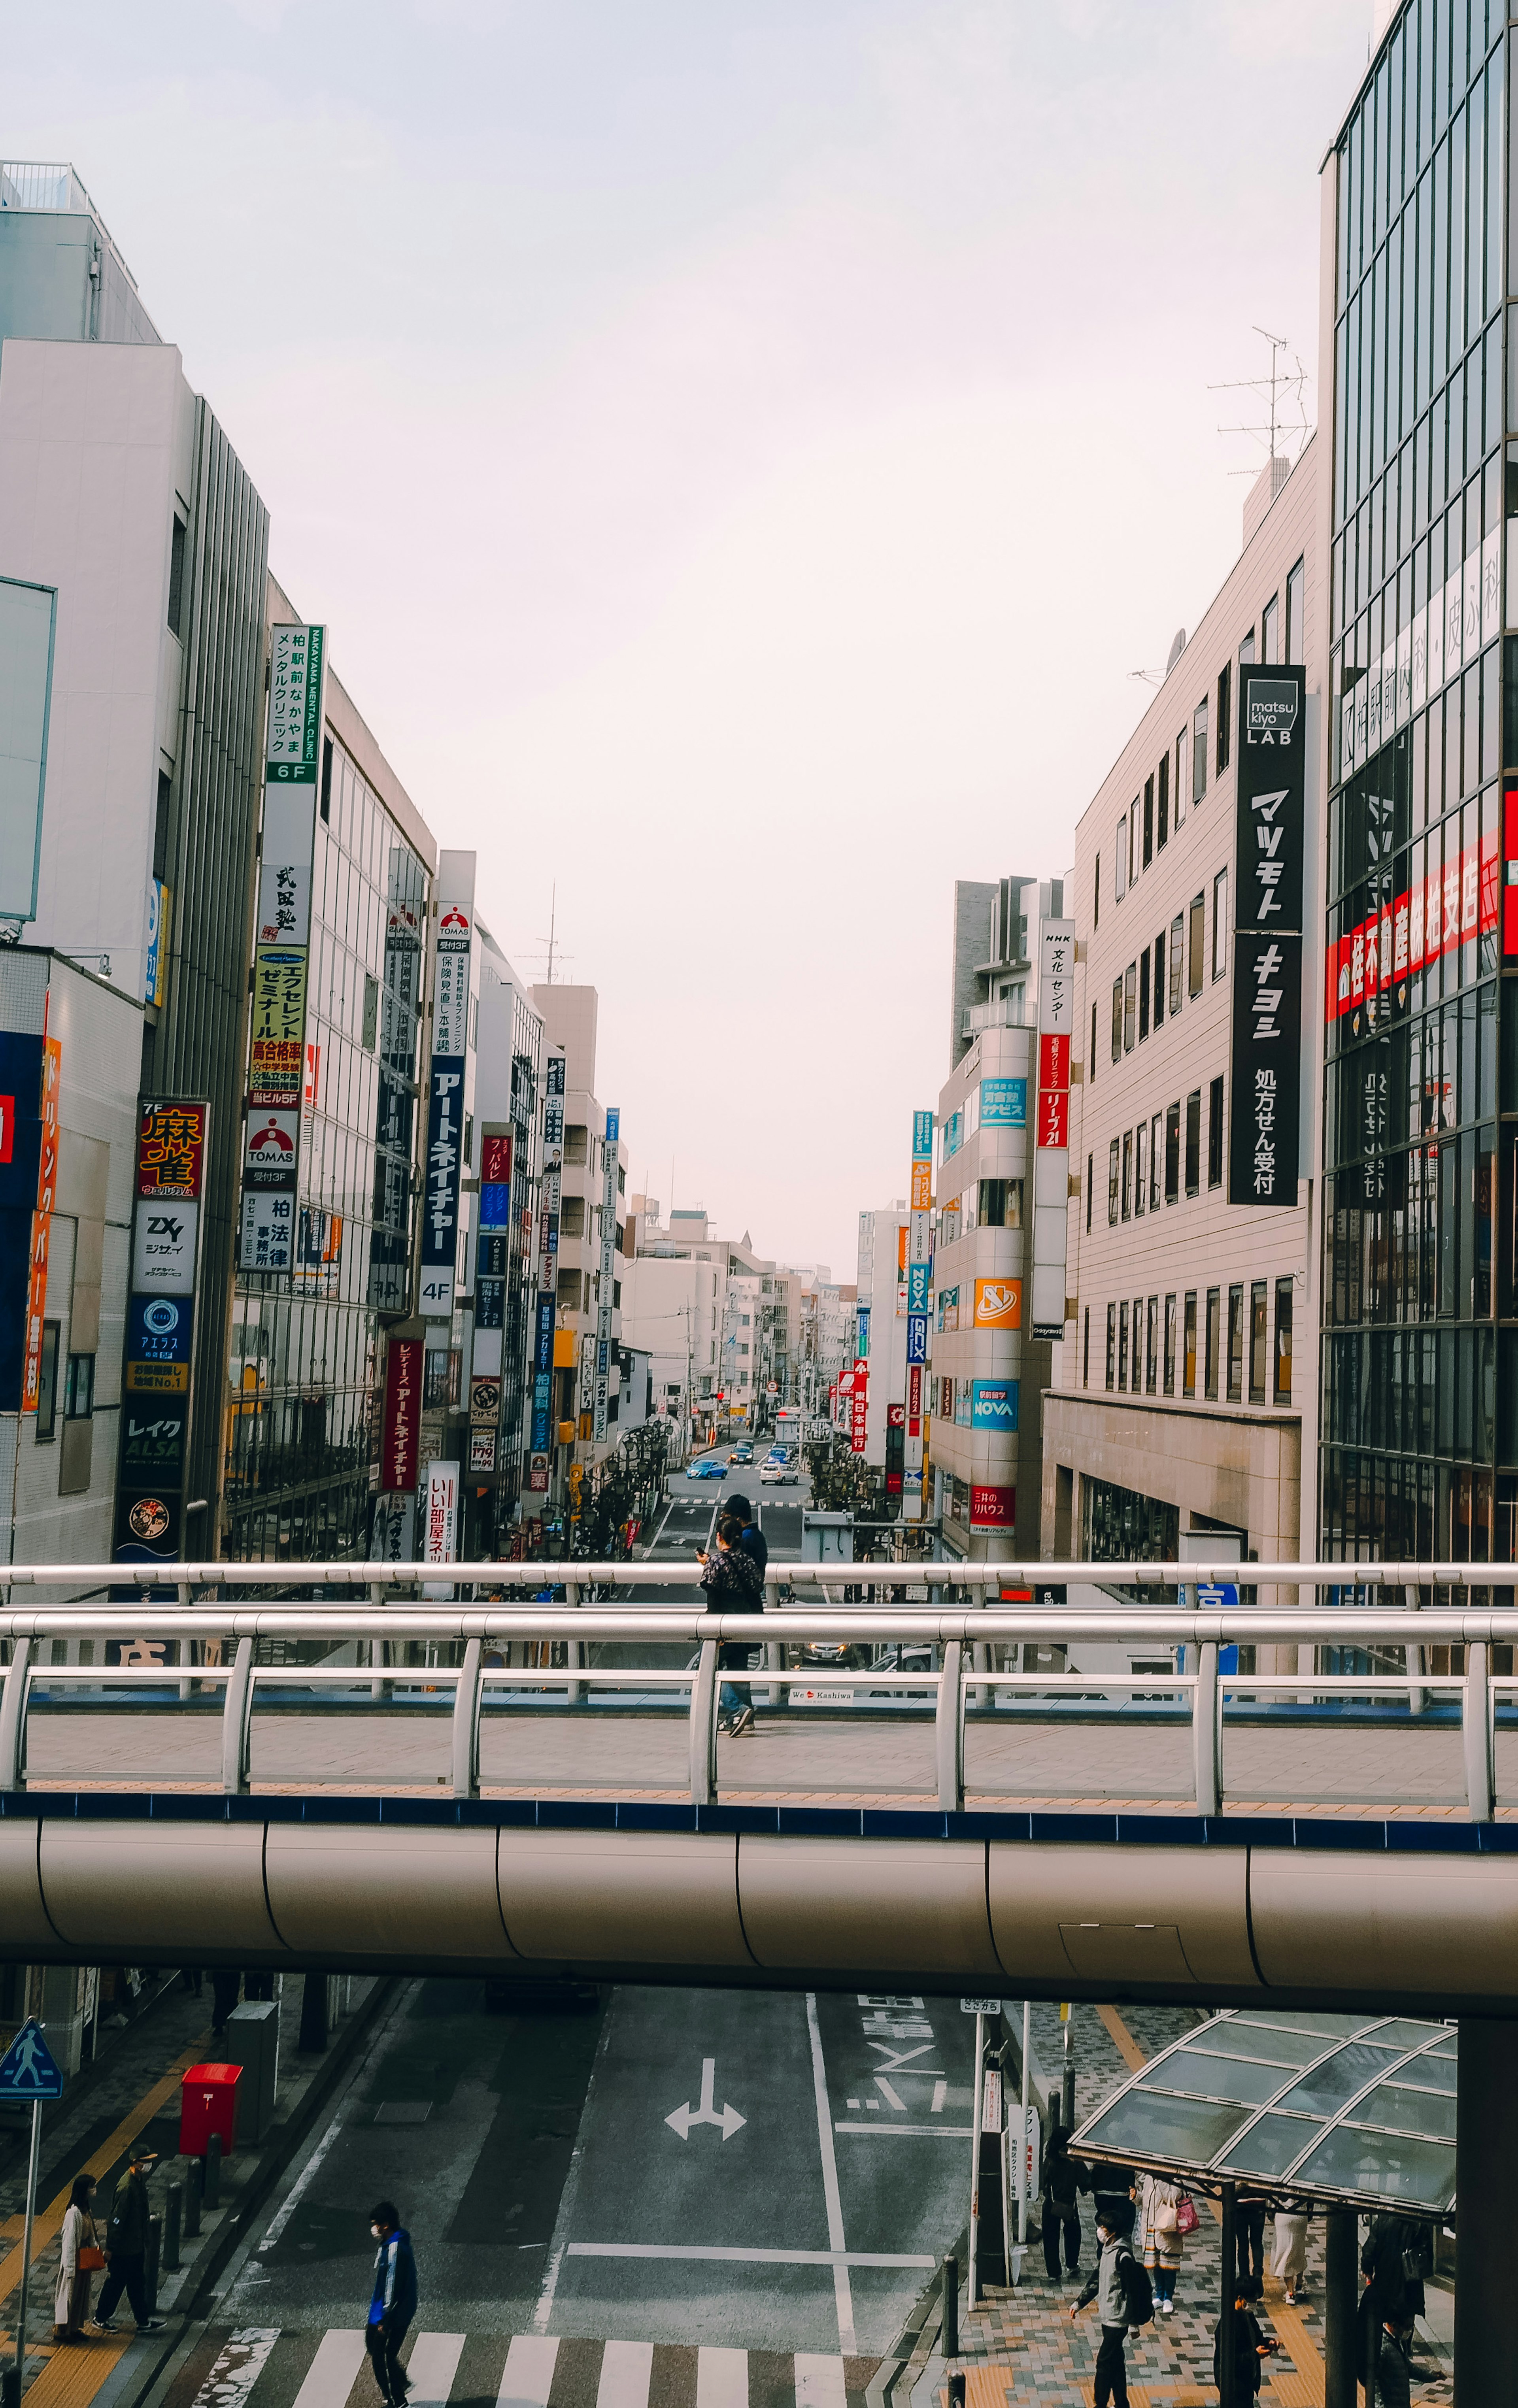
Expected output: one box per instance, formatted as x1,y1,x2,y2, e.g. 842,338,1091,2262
1212,2289,1278,2396
725,1496,768,1577
1040,2125,1083,2278
94,2148,165,2333
366,2200,418,2406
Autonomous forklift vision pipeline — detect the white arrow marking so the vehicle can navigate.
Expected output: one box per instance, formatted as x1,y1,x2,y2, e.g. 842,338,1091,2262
665,2058,746,2140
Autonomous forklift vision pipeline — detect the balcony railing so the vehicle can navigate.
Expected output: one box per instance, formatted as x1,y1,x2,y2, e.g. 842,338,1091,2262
961,996,1026,1037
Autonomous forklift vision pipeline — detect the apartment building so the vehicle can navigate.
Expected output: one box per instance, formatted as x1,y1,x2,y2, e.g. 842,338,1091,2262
852,1206,909,1491
1044,443,1321,1568
473,928,544,1535
531,984,626,1480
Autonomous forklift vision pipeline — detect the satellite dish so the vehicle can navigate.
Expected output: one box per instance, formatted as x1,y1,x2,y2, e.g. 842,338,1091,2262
1165,628,1186,675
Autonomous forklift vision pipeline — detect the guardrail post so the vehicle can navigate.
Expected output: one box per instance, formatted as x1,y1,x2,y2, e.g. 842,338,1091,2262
451,1638,482,1798
764,1578,782,1705
0,1636,32,1791
689,1638,717,1807
1405,1581,1425,1717
177,1580,193,1700
369,1580,387,1700
1193,1641,1221,1816
936,1638,964,1813
564,1580,583,1703
1464,1638,1494,1821
222,1636,254,1796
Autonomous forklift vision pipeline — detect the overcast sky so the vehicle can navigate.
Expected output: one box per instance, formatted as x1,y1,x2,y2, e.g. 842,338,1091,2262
9,0,1373,1277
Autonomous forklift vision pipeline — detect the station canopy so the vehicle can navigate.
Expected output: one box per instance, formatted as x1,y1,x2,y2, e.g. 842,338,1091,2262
1069,2009,1456,2217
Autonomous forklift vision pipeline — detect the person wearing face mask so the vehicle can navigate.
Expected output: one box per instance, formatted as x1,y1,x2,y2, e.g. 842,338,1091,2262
366,2200,417,2406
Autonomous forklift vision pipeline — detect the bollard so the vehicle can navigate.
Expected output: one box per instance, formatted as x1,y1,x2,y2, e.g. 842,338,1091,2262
2,2363,19,2408
185,2155,202,2239
941,2252,959,2361
164,2178,183,2273
946,2380,965,2408
205,2130,222,2210
146,2213,161,2315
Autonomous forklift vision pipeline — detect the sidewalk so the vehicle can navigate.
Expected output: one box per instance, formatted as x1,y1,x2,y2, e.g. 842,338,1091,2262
2,1974,396,2408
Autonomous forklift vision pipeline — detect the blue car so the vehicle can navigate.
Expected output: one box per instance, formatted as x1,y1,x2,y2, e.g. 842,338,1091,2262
688,1458,726,1480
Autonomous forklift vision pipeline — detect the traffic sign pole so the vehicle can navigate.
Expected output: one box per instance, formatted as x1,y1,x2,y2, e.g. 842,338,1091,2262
0,2017,67,2399
13,2098,41,2398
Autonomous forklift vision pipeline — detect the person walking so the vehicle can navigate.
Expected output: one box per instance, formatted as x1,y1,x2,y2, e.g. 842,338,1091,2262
1234,2179,1271,2299
725,1495,768,1579
699,1513,764,1735
53,2175,100,2342
1212,2286,1279,2397
1071,2204,1151,2408
93,2148,164,2334
1137,2172,1186,2315
1270,2198,1311,2304
366,2200,417,2407
1039,2125,1083,2280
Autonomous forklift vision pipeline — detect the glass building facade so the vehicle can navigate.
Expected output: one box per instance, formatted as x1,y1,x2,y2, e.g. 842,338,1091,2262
223,734,430,1560
1323,0,1512,1574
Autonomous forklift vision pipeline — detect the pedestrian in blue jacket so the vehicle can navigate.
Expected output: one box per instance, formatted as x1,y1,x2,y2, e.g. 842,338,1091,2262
366,2200,417,2407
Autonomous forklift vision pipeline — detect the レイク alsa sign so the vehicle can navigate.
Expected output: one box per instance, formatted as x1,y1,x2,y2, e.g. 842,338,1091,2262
1229,664,1305,1209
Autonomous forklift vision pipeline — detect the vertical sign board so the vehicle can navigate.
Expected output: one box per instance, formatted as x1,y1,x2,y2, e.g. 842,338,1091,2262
421,899,474,1319
904,1119,933,1519
115,1100,208,1561
424,1459,459,1564
1229,666,1305,1207
0,1030,46,1410
473,1130,511,1391
530,1047,565,1485
594,1108,619,1442
240,624,325,1271
21,1034,60,1412
1030,917,1074,1342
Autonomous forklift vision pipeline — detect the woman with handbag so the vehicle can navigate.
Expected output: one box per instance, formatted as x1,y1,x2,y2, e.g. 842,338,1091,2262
54,2174,102,2342
1138,2172,1189,2314
1271,2198,1312,2305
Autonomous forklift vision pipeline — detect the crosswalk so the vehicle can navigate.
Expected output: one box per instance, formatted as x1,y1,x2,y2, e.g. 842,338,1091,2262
182,2330,883,2408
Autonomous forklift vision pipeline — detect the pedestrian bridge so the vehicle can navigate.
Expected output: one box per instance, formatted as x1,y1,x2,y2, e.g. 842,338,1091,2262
4,1555,1518,2013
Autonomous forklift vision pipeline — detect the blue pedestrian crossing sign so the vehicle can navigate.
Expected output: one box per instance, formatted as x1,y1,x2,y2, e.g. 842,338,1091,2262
0,2017,64,2099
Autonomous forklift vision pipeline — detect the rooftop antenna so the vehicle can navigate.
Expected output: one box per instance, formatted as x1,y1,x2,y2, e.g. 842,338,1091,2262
1210,327,1310,474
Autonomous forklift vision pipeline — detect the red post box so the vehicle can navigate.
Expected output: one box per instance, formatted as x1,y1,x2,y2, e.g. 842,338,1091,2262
179,2061,241,2159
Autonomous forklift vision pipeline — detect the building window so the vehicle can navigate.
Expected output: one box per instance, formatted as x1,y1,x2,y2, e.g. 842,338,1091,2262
1121,1130,1133,1220
1174,728,1188,828
1123,962,1137,1051
1152,931,1165,1028
1207,1075,1225,1188
1261,591,1279,663
1110,978,1123,1064
1168,913,1184,1015
1184,1090,1201,1196
1142,775,1154,869
1150,1112,1162,1211
1216,660,1231,776
34,1322,60,1440
1274,1278,1293,1404
1138,949,1150,1042
1249,1279,1268,1404
1115,816,1127,901
64,1354,93,1418
1146,1296,1159,1395
1192,697,1209,803
362,973,379,1051
1239,628,1255,665
1204,1287,1221,1399
1286,557,1304,661
1086,1153,1093,1234
1134,1122,1147,1216
320,735,334,822
1163,1293,1177,1395
1094,852,1101,928
1183,1291,1197,1397
1188,893,1205,996
1108,1140,1119,1227
1227,1283,1244,1402
167,515,187,638
1105,1303,1116,1390
1083,1307,1091,1388
1212,869,1228,978
1118,1300,1129,1389
1129,799,1139,888
1157,751,1169,850
1164,1101,1180,1203
1091,1000,1098,1084
978,1178,1021,1227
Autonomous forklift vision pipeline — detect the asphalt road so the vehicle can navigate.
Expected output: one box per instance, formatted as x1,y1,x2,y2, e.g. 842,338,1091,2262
211,1973,973,2361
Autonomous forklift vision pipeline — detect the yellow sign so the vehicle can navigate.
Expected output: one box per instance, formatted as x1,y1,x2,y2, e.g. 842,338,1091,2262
251,944,308,1044
910,1163,933,1212
553,1329,578,1368
125,1361,189,1394
974,1277,1021,1329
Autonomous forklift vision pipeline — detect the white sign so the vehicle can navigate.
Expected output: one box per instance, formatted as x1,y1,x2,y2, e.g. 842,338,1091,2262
433,932,472,1059
1038,919,1076,1035
370,1492,415,1562
238,1189,294,1274
960,1997,1003,2015
417,1266,455,1319
424,1460,459,1564
255,859,311,947
266,624,320,767
665,2058,746,2141
132,1200,200,1293
243,1109,300,1176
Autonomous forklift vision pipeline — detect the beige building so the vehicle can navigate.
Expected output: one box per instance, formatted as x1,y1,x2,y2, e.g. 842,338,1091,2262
531,983,627,1478
1042,443,1323,1572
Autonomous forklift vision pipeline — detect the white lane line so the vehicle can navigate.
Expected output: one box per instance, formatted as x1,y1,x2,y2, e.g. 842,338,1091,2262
696,2348,748,2408
834,2122,975,2137
596,2338,653,2408
794,2358,848,2408
498,2334,559,2408
188,2329,281,2408
290,2331,367,2408
261,2114,343,2251
806,1993,856,2358
874,2077,906,2111
566,2244,934,2266
404,2333,466,2408
930,2080,948,2115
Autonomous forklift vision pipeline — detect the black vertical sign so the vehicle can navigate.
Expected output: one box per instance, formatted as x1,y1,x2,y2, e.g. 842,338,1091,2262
1229,665,1306,1208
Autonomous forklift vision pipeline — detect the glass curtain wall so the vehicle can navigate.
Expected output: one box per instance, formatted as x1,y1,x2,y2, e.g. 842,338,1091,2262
1323,0,1509,1609
225,742,429,1559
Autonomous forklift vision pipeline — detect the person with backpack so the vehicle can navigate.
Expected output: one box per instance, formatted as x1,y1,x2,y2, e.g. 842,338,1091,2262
1071,2204,1152,2407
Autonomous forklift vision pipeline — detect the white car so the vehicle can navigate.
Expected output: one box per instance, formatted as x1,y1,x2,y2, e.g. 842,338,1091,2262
761,1459,797,1485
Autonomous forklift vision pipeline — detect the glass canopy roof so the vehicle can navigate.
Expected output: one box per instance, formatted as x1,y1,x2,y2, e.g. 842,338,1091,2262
1069,2010,1457,2216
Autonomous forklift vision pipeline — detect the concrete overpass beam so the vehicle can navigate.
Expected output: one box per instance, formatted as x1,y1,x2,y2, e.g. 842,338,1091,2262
735,1837,1000,1980
38,1819,280,1959
496,1827,751,1966
986,1843,1260,1996
265,1823,516,1968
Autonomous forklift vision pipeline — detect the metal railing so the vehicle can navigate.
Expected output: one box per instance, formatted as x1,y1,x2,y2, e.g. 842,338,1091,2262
2,1557,1516,1818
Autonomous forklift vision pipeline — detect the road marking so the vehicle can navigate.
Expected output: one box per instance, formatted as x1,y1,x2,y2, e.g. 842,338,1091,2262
696,2350,748,2408
865,2042,940,2075
794,2357,847,2408
261,2114,344,2251
875,2077,906,2111
1097,2006,1146,2074
834,2123,974,2138
665,2058,746,2140
187,2328,281,2408
931,2080,948,2114
806,1993,856,2358
291,2331,366,2408
596,2339,653,2408
498,2334,559,2408
404,2334,465,2408
566,2244,934,2266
